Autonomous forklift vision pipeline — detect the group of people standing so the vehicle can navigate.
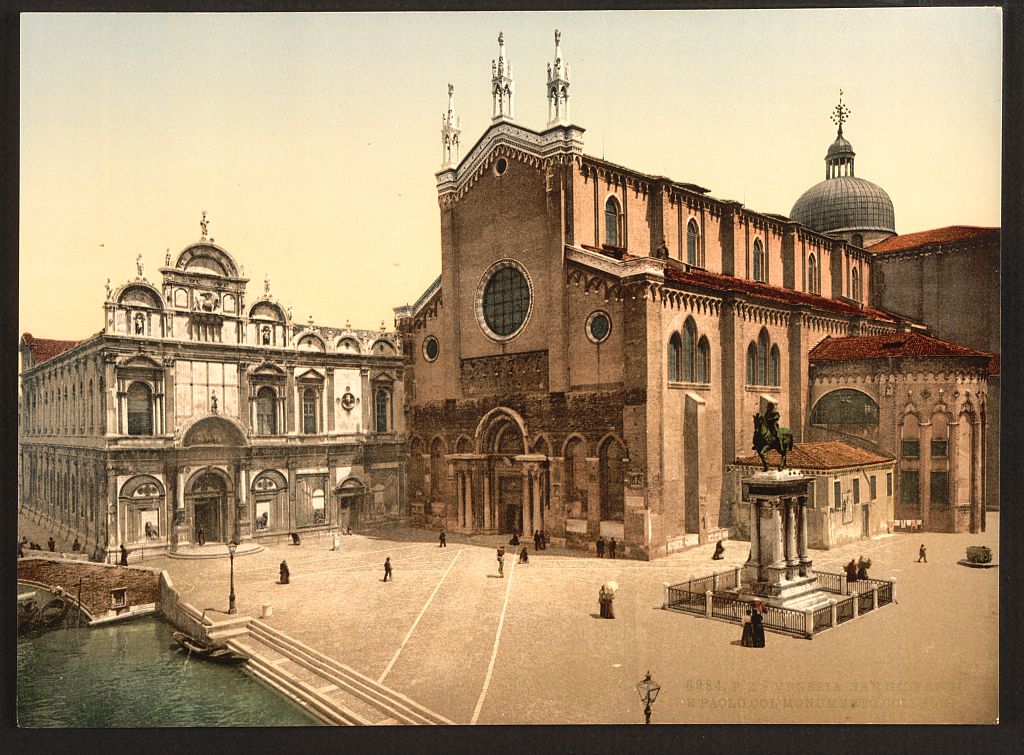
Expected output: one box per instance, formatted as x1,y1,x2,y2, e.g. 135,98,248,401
595,536,618,559
845,556,872,583
741,600,767,648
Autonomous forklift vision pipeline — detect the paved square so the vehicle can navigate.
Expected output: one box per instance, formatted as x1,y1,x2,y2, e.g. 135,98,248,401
140,518,998,724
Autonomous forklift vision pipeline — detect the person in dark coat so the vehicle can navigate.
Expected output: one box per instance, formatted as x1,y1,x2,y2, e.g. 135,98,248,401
519,546,529,564
497,546,506,577
47,537,56,552
596,536,605,558
741,608,755,647
119,543,129,566
533,531,540,551
439,530,447,548
539,530,547,551
712,540,725,560
509,531,520,546
280,560,290,584
290,531,301,546
197,527,206,546
383,557,393,582
751,600,766,647
845,558,858,583
917,543,927,563
608,537,617,559
857,556,871,580
72,537,81,551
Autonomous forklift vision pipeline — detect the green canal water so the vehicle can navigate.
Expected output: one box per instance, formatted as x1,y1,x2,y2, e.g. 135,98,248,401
17,614,319,727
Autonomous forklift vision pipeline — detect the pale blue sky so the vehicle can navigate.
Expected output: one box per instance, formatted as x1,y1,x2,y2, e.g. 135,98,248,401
20,9,1002,338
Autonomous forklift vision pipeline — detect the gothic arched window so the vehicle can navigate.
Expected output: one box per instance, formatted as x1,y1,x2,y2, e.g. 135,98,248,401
753,239,765,282
302,388,317,434
682,318,697,382
851,266,861,303
256,386,276,435
769,344,781,387
697,336,710,383
126,381,153,436
375,389,390,433
758,329,770,385
668,332,682,382
808,254,818,294
605,196,623,247
746,343,757,385
686,219,699,266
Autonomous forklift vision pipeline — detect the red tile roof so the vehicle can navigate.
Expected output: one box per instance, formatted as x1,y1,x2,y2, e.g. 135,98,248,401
22,333,82,365
663,265,896,322
808,332,994,369
734,441,892,470
867,225,999,254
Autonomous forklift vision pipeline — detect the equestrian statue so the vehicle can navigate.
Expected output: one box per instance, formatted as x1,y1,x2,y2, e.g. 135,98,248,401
752,401,794,471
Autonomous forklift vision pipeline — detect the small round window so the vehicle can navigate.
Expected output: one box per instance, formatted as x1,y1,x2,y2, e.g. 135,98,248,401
494,157,508,176
587,311,611,343
476,259,533,341
423,336,439,362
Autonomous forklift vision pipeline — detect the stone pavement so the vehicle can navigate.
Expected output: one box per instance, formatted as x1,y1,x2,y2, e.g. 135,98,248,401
106,519,998,724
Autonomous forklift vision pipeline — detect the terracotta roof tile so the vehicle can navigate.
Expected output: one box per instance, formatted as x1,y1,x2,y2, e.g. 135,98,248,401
22,333,82,365
663,265,896,322
808,332,994,368
734,441,892,470
867,225,999,254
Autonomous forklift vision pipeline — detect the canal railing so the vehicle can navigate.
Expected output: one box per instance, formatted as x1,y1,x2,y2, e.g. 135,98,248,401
662,567,896,640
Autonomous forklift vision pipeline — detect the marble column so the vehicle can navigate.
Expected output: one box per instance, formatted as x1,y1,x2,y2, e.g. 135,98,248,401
482,468,491,531
521,470,532,536
785,498,798,580
532,471,542,535
464,471,473,531
456,472,465,528
797,496,811,577
772,501,785,571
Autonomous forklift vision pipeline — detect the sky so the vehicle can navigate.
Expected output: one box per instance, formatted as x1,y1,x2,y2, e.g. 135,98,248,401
20,9,1002,340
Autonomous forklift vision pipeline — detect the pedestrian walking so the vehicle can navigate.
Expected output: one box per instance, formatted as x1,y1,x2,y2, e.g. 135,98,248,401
533,530,540,551
599,581,617,619
439,529,447,548
751,600,766,648
48,537,56,552
917,543,927,563
845,558,858,583
383,557,393,582
741,608,755,647
596,536,605,558
519,546,529,564
280,560,290,584
539,530,547,551
608,537,617,559
119,543,129,566
497,546,506,577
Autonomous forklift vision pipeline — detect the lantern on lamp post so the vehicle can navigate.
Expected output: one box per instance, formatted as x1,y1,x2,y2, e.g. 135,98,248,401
636,671,661,724
227,540,238,615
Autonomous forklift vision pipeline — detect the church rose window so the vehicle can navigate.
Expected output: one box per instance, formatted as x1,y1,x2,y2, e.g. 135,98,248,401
423,336,440,361
477,260,532,341
587,311,611,343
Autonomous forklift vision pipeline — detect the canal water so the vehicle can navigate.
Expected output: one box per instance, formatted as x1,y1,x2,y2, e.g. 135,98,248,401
17,614,319,727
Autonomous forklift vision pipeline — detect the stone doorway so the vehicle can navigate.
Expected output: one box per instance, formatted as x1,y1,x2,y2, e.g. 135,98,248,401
194,497,222,542
498,475,522,534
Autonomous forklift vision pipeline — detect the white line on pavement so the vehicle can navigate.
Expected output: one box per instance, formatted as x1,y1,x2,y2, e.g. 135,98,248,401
470,555,516,725
378,549,463,685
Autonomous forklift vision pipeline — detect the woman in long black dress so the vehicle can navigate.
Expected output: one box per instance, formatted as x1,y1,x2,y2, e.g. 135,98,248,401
751,600,766,648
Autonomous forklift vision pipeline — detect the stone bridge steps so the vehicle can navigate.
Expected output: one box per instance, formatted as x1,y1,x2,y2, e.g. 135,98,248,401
228,636,370,725
239,619,452,725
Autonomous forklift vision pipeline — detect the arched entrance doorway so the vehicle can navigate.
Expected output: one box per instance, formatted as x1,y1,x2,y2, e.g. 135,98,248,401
188,471,230,544
336,478,367,530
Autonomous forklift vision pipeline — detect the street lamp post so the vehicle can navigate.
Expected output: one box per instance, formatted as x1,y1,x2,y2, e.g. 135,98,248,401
636,671,661,725
227,540,238,615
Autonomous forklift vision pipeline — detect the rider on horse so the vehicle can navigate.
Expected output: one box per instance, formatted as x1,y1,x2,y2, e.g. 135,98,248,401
753,401,794,471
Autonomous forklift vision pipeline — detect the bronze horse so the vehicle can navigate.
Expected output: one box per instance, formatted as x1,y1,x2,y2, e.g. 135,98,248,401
752,412,794,471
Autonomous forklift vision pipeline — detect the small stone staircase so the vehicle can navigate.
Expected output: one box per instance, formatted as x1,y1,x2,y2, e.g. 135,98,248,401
220,619,452,726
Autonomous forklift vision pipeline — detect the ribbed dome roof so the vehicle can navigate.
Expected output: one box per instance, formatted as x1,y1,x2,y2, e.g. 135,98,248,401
790,176,895,235
826,135,854,159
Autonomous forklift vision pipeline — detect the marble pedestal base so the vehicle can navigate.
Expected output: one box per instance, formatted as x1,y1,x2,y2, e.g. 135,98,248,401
738,574,831,611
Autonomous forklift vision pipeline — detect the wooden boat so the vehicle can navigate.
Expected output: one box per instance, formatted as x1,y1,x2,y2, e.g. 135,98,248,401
172,631,249,665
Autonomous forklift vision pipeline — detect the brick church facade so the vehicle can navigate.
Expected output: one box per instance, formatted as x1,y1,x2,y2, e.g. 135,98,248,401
395,32,993,559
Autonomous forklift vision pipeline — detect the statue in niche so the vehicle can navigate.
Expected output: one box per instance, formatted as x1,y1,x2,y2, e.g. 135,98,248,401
134,314,145,334
261,326,271,345
210,391,219,414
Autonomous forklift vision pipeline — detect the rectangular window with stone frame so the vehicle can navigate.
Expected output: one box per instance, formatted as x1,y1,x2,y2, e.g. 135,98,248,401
930,471,950,507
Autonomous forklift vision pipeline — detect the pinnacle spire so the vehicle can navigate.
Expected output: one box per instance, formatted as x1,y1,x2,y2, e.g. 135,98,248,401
546,28,571,127
826,90,856,179
491,31,514,121
441,83,461,168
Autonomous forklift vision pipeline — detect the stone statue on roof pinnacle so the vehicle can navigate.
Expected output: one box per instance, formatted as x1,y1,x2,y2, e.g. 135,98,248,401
200,210,209,240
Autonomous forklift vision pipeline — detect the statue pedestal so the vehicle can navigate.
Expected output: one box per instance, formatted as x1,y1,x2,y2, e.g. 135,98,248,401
737,471,830,611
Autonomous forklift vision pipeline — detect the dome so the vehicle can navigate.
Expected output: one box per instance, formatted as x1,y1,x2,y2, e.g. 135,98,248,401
790,176,895,236
826,135,854,159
